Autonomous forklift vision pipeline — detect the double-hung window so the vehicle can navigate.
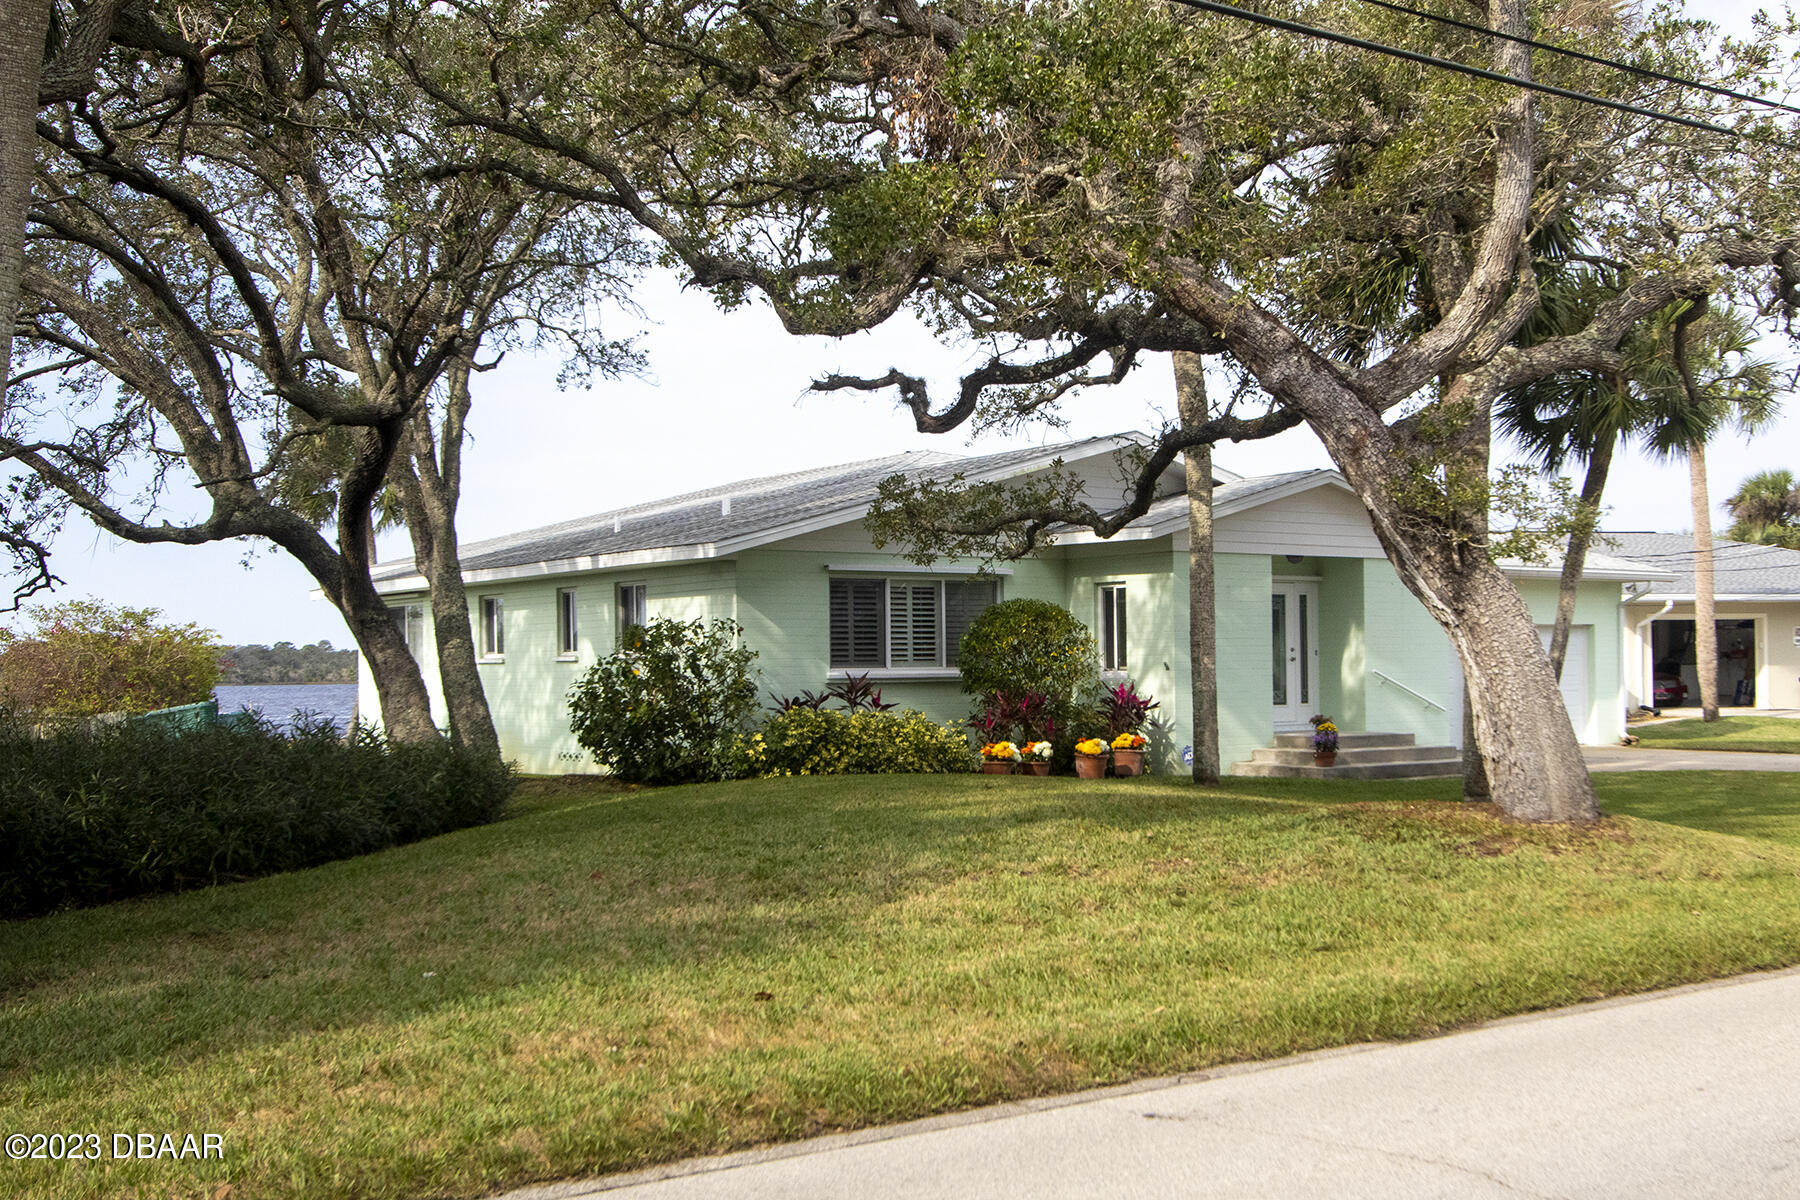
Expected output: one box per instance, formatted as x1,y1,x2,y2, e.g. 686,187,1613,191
1098,583,1127,672
617,583,648,645
829,576,997,670
389,603,426,662
556,588,579,659
479,596,504,660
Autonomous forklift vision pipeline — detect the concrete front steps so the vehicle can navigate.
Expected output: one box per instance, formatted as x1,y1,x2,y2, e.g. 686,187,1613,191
1230,731,1462,780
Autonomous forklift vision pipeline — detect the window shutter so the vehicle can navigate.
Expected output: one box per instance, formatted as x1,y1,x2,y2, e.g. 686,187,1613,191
889,582,940,665
944,580,996,666
830,579,884,667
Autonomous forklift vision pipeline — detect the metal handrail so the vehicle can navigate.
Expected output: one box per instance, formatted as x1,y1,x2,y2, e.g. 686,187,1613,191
1370,669,1447,712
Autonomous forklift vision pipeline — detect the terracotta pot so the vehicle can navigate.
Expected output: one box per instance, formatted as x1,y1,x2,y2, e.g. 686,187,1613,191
1111,748,1146,777
982,760,1015,775
1313,752,1337,767
1074,753,1108,780
1020,761,1051,777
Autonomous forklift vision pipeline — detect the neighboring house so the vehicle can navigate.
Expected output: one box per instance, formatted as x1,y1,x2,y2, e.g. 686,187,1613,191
364,436,1659,775
1601,532,1800,712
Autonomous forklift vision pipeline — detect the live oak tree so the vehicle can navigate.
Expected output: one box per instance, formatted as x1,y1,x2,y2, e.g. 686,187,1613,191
0,0,205,608
6,0,627,742
406,0,1797,820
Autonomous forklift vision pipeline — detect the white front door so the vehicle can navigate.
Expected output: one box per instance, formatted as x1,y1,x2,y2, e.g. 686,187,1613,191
1272,581,1321,729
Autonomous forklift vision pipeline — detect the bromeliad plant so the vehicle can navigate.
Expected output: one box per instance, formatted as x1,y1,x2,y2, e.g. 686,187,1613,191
1311,715,1340,755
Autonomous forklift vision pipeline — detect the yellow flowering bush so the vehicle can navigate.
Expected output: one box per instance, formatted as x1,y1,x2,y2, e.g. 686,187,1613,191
1074,737,1108,756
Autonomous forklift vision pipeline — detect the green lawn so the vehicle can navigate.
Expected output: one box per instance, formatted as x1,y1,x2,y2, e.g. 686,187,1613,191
1635,715,1800,754
8,772,1800,1200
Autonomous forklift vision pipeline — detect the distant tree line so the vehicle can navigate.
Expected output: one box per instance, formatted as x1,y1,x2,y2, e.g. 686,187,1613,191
218,642,357,686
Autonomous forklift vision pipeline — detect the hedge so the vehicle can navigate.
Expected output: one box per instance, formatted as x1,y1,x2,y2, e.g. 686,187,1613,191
0,716,514,919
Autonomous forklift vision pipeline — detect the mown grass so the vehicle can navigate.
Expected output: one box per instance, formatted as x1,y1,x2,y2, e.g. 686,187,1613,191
1635,715,1800,754
7,771,1800,1200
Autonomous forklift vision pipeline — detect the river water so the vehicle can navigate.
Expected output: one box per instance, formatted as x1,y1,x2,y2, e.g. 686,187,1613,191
213,683,359,734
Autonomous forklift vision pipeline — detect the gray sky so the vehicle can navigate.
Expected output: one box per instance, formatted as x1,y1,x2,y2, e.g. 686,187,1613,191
10,0,1795,646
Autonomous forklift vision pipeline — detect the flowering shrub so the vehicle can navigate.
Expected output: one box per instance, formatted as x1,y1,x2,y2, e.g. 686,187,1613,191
568,618,759,784
981,741,1022,762
1074,737,1109,757
738,708,975,777
1111,732,1147,751
1310,714,1340,754
1021,741,1053,761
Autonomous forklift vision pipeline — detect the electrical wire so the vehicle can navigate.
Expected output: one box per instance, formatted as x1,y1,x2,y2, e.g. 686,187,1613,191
1352,0,1800,118
1163,0,1797,147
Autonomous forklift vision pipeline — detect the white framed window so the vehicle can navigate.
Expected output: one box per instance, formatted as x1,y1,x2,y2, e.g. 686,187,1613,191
388,603,425,662
479,595,504,660
829,576,997,669
617,582,647,645
556,587,579,659
1098,583,1127,672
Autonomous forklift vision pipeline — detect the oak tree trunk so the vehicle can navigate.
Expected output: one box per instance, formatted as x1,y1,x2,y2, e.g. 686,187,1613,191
1549,436,1615,680
1173,351,1220,784
1690,440,1720,721
0,0,52,409
397,490,499,753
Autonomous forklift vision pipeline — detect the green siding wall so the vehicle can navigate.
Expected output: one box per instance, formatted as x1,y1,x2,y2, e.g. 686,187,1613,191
1359,561,1459,746
1064,540,1182,771
1214,553,1274,772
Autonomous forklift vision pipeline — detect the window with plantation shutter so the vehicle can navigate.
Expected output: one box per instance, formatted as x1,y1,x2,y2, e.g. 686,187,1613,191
829,579,885,667
829,574,999,669
944,579,996,666
888,582,941,665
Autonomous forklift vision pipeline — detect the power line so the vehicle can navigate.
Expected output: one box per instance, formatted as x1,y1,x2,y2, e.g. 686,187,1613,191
1352,0,1800,119
1164,0,1792,146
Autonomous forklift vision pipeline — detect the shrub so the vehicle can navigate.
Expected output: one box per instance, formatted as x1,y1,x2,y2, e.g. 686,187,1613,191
957,599,1097,709
0,715,514,919
738,707,976,777
0,599,221,717
568,618,759,784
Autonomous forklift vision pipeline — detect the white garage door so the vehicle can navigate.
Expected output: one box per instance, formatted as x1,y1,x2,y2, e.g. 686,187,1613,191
1537,625,1590,742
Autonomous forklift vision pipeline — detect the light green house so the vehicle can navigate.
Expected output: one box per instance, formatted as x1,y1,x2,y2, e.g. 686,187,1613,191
364,436,1658,775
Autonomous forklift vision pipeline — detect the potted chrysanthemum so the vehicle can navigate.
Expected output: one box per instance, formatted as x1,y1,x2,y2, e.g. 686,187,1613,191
1310,715,1340,766
1074,737,1109,780
980,741,1022,774
1019,741,1054,776
1110,732,1148,776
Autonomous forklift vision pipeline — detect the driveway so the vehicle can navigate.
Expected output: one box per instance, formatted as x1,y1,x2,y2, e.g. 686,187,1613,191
502,968,1800,1199
1584,746,1800,772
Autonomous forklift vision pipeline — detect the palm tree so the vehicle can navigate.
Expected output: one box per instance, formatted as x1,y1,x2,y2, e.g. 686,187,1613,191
1725,470,1800,550
1501,289,1779,722
1633,303,1780,722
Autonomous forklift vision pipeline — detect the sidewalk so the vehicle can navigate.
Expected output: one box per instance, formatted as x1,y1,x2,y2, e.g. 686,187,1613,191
501,968,1800,1199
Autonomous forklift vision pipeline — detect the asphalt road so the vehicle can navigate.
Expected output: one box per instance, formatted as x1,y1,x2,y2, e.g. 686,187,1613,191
503,969,1800,1200
1584,746,1800,772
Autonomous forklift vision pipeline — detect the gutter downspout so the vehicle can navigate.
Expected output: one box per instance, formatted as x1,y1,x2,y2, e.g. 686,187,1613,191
1634,599,1675,710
